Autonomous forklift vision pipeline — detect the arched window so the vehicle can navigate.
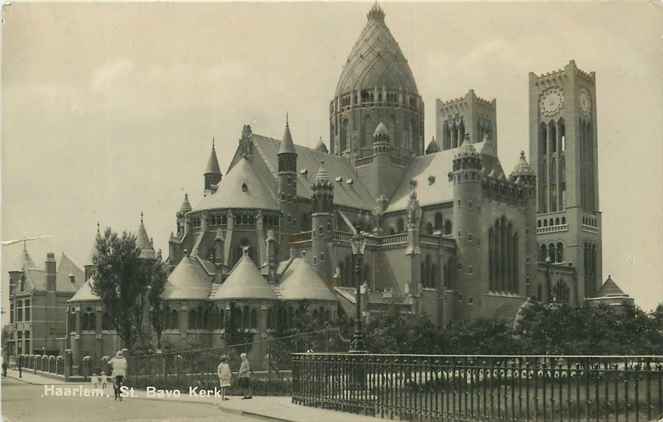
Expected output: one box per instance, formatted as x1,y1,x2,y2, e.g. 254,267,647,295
549,121,557,153
540,123,547,154
83,307,96,331
340,119,348,152
556,242,564,263
425,222,433,235
242,306,250,330
397,218,405,233
434,213,443,231
488,216,519,293
553,280,570,304
250,309,258,329
548,243,556,263
444,220,452,235
558,118,566,152
539,244,547,262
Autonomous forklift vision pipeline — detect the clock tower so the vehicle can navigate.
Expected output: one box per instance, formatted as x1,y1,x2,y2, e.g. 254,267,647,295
529,59,602,303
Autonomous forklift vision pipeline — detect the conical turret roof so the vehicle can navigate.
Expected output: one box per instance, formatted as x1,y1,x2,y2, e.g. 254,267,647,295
596,275,628,297
314,138,329,153
315,161,330,183
278,116,296,155
204,138,221,175
136,212,155,259
179,193,192,214
162,255,212,300
335,3,418,97
278,258,336,301
210,248,276,301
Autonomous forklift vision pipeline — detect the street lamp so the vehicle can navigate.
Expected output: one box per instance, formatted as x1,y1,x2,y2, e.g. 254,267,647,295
545,256,552,303
349,232,367,354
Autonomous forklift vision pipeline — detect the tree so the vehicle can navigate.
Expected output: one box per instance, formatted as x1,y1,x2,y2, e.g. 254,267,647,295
147,251,169,350
364,305,444,354
92,227,151,352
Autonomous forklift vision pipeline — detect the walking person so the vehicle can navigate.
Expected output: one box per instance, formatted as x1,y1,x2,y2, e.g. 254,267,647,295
217,355,232,401
108,350,127,401
239,353,252,399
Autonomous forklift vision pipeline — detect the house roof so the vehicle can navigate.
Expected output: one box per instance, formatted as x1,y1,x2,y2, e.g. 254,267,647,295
21,252,85,293
251,134,376,210
162,255,213,300
9,247,37,272
194,156,280,212
277,258,336,302
210,250,276,301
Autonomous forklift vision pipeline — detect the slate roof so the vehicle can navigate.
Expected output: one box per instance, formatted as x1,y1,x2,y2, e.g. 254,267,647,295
386,141,487,212
278,258,337,302
210,251,276,301
278,121,296,155
162,255,213,300
136,217,155,259
68,278,100,302
194,156,280,212
205,143,222,174
335,3,418,96
596,275,628,297
251,135,376,210
21,252,85,293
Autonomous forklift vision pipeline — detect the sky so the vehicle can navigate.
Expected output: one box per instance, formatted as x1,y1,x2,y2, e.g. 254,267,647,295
2,2,662,321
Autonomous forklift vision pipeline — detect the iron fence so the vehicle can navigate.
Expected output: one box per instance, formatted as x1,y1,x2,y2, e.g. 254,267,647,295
292,354,663,421
126,327,348,396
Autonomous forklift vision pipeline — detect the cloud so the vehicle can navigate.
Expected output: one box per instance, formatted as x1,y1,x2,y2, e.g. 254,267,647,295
90,59,135,93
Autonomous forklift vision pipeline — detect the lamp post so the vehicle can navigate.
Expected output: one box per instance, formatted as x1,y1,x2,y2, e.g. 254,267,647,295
545,256,552,303
349,232,367,354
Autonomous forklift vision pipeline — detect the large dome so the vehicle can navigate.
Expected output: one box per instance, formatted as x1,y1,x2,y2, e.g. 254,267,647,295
335,4,418,97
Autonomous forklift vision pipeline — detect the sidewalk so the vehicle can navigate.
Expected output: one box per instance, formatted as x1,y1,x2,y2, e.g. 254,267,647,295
3,369,385,422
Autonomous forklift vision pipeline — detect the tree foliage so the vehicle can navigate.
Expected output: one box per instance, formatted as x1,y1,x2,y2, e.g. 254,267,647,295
356,302,663,355
147,252,169,350
91,227,152,352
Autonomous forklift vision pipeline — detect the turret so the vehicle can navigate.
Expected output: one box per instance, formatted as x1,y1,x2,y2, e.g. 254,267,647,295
511,151,537,298
204,138,222,192
136,212,155,260
450,133,483,318
176,193,192,236
311,161,334,280
278,115,298,257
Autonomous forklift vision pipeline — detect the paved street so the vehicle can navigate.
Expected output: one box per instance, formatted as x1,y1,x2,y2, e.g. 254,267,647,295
2,375,257,422
1,370,384,422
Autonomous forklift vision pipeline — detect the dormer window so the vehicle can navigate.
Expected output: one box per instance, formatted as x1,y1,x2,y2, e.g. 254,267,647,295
428,175,436,185
241,182,248,192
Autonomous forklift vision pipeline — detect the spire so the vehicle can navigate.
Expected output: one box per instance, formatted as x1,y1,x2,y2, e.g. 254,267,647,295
179,193,192,214
314,137,329,153
204,137,221,175
367,1,385,22
279,113,296,155
136,212,155,259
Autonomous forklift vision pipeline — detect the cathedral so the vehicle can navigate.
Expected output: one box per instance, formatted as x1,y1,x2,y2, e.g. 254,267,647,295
49,3,631,368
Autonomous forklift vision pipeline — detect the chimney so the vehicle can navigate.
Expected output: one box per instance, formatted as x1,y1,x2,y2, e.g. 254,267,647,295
45,252,56,291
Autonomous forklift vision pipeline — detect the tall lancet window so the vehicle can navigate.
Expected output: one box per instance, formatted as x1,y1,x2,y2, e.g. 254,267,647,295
488,216,519,294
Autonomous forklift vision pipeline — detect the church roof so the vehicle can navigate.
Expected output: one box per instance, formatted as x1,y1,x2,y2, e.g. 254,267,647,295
204,141,221,175
385,142,485,212
314,138,328,153
277,258,337,302
251,135,376,210
68,278,100,302
194,156,280,212
136,213,155,259
596,275,628,297
425,137,440,154
278,119,297,155
162,255,213,300
210,250,276,301
335,3,418,97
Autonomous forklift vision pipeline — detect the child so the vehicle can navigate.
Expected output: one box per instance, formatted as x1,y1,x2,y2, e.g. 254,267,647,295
217,355,232,401
90,372,99,391
100,371,108,393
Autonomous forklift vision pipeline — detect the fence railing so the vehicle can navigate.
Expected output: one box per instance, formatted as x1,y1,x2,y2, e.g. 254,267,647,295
126,328,349,396
291,354,663,422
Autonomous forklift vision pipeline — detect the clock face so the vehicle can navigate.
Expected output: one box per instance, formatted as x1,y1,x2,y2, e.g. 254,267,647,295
579,90,592,114
540,88,564,117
